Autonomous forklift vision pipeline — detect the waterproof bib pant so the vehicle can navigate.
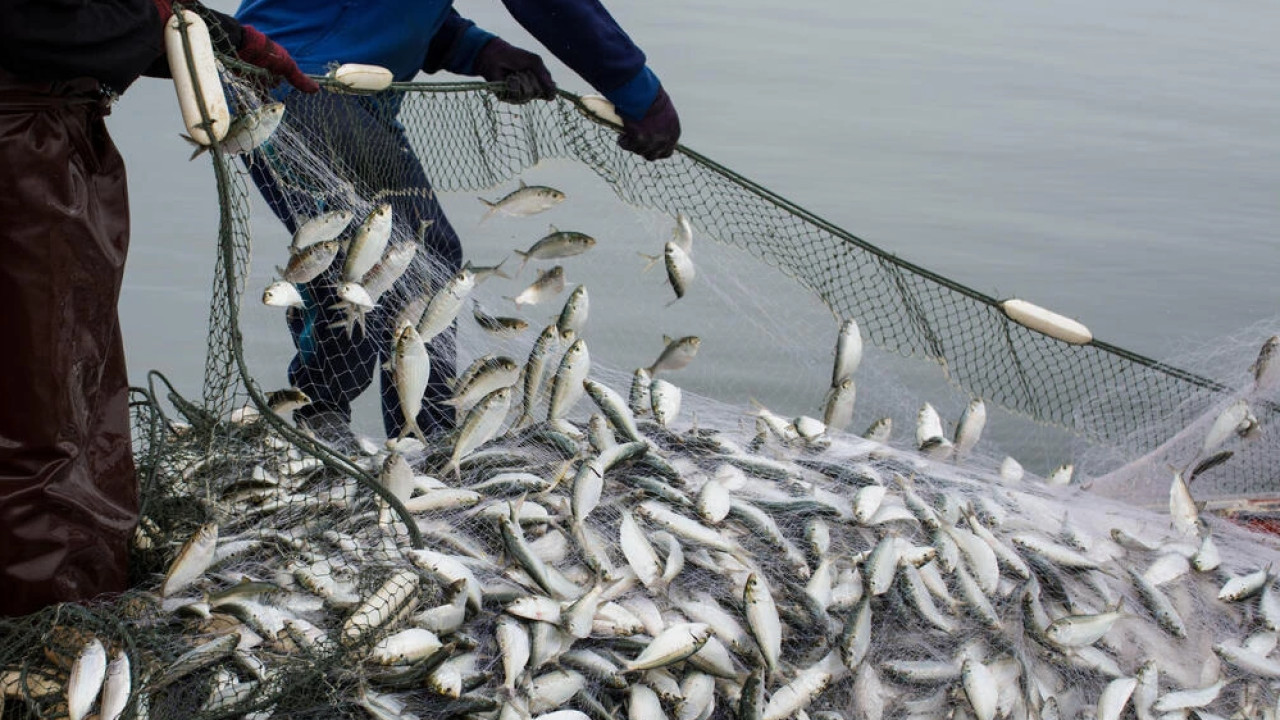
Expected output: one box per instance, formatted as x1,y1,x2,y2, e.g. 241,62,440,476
0,73,137,617
246,89,462,438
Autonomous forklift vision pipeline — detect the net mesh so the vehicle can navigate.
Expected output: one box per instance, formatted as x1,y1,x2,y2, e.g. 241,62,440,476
4,14,1280,720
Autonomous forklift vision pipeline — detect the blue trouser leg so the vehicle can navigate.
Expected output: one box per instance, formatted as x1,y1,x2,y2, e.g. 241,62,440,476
244,89,462,438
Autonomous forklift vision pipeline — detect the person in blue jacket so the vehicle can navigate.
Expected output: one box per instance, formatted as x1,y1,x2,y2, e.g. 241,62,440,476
237,0,681,450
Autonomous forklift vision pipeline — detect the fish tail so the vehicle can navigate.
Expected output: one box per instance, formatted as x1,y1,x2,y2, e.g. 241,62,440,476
637,252,661,273
492,256,512,280
512,250,530,277
478,197,498,224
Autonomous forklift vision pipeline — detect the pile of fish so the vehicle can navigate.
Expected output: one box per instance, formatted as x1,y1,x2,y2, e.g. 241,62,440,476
12,97,1280,720
13,267,1280,720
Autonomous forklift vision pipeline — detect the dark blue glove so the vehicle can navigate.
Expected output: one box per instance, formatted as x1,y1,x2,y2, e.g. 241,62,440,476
474,38,557,104
619,86,680,161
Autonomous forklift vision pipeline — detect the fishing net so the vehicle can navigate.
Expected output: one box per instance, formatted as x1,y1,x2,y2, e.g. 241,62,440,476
6,10,1280,720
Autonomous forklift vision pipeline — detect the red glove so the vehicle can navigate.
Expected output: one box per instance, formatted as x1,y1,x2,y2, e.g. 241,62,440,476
237,25,320,94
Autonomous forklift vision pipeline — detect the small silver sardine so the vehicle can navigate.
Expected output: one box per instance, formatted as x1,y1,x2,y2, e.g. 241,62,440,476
342,203,393,282
262,280,303,308
509,265,567,308
277,240,339,284
291,208,353,251
393,323,432,442
515,226,597,274
418,268,477,340
479,180,566,222
648,335,701,376
663,241,695,302
557,285,590,338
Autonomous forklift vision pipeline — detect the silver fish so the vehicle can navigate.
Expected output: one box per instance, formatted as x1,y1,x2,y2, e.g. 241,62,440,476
515,226,597,274
832,318,863,385
473,302,529,337
743,573,781,675
462,256,512,284
99,649,130,720
342,203,393,282
479,180,566,222
337,281,374,311
1252,335,1280,393
822,376,856,432
630,368,653,417
672,212,694,255
509,266,567,308
863,417,892,443
342,569,420,643
262,280,303,308
444,387,513,479
953,398,986,459
663,241,695,302
393,323,432,442
361,242,417,301
447,356,520,411
67,638,107,720
187,102,284,159
291,208,353,251
650,379,682,427
557,285,590,338
277,240,339,284
648,335,701,376
519,325,562,425
418,268,477,340
547,339,590,422
265,387,311,415
162,521,219,596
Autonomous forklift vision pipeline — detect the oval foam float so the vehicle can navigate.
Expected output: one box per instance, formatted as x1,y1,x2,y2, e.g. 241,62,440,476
329,64,394,92
165,10,229,146
1001,299,1093,345
580,95,624,126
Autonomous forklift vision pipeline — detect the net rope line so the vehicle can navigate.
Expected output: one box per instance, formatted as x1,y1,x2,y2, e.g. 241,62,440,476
199,50,1274,493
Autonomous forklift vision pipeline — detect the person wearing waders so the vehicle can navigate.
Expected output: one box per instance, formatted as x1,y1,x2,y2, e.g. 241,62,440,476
0,1,315,617
236,0,682,450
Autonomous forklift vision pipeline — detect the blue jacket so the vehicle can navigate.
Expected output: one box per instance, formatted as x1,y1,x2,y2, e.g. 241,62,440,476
236,0,661,120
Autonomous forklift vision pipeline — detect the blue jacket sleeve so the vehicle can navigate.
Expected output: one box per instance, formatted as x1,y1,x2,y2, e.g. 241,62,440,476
423,10,496,76
499,0,661,121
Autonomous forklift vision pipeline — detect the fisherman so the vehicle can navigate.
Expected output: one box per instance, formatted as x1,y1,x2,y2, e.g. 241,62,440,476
0,1,314,617
237,0,682,448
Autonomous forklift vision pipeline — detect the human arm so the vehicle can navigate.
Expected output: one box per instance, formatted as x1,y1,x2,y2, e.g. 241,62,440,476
498,0,681,159
0,0,165,90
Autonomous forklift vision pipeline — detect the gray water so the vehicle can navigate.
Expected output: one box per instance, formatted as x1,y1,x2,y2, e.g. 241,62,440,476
110,0,1280,464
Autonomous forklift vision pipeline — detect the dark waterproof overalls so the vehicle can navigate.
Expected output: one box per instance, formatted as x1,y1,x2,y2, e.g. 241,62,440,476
0,70,137,616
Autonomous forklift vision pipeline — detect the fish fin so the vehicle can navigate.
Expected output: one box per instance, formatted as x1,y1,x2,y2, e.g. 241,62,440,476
664,296,681,309
549,224,559,233
662,335,674,345
518,179,527,188
181,134,209,160
637,251,661,273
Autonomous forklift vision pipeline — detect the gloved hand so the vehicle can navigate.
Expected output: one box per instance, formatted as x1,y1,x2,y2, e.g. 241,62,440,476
619,86,680,161
473,38,556,104
237,25,320,93
151,0,318,93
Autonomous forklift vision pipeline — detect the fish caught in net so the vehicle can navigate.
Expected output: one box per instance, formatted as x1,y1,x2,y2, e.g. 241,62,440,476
4,25,1280,720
